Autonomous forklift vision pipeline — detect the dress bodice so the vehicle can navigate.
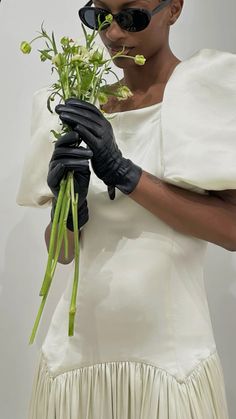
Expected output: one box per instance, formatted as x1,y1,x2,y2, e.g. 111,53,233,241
43,99,216,380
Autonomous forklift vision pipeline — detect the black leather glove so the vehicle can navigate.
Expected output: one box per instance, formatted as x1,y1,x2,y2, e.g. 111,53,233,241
55,98,143,200
47,130,93,231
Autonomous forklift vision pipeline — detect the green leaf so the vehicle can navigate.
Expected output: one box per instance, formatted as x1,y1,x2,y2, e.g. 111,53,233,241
40,20,47,37
50,129,61,140
47,94,54,113
81,23,89,48
60,72,68,85
80,69,94,93
51,30,58,55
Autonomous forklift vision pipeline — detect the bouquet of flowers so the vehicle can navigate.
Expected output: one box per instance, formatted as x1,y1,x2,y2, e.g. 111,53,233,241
20,15,146,344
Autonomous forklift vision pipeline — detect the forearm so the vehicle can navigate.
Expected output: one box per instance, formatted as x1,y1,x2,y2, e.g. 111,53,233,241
129,170,236,251
45,222,81,264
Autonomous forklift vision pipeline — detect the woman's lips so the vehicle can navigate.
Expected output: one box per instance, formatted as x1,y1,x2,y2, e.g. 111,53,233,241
108,47,134,55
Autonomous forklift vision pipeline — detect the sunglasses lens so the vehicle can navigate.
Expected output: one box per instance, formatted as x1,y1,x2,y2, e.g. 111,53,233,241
117,9,150,32
79,8,110,30
79,8,150,32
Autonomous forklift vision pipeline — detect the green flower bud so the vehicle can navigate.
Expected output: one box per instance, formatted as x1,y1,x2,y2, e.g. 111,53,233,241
79,46,89,56
20,41,32,54
87,34,94,43
90,49,104,64
98,13,113,30
71,45,79,55
71,46,90,64
40,54,47,62
71,54,83,62
60,37,70,46
105,14,113,23
116,85,133,100
98,92,109,105
52,53,63,66
134,55,146,66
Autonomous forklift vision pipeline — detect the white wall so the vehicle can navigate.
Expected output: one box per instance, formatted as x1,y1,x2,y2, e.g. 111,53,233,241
0,0,235,418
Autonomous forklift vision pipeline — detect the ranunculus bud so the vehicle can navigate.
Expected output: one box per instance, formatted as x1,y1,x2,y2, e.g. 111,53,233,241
60,37,70,46
87,34,94,43
134,55,146,66
20,41,32,54
98,92,109,105
71,54,83,62
40,53,47,62
116,85,133,100
52,53,63,66
90,49,104,65
105,14,113,23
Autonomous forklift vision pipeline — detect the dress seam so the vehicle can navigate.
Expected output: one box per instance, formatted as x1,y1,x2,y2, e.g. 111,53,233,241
40,348,218,384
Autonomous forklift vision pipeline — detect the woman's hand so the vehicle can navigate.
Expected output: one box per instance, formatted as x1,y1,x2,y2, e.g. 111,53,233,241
47,130,93,230
55,98,143,200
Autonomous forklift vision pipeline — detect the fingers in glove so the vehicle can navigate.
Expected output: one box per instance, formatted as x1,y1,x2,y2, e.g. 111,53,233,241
47,158,91,193
48,157,91,184
55,102,105,142
52,146,93,160
56,101,102,133
58,111,100,141
56,107,101,131
47,161,67,190
56,98,102,119
55,130,82,148
55,131,93,157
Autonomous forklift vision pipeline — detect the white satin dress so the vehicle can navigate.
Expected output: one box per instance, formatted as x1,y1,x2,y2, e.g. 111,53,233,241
16,47,236,419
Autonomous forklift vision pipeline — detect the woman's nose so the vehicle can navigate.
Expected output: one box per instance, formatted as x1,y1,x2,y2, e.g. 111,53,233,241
104,18,126,39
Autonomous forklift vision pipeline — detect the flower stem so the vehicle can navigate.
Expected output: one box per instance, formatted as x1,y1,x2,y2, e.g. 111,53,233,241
39,177,67,297
29,292,48,345
64,225,69,260
28,173,72,344
75,64,81,97
88,64,98,102
50,172,72,277
68,177,80,336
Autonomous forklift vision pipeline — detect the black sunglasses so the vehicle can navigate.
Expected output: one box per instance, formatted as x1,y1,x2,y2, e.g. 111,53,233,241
78,0,172,32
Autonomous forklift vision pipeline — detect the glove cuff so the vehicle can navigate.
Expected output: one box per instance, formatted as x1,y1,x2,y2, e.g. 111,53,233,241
112,159,143,195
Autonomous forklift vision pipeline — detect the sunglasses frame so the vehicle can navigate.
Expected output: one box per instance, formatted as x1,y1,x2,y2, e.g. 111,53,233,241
78,0,173,32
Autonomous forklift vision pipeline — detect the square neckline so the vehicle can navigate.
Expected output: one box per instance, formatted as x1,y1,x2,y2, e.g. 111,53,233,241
100,60,183,116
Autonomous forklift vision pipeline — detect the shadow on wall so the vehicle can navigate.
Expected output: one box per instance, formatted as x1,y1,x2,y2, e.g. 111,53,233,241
204,243,236,419
0,206,71,418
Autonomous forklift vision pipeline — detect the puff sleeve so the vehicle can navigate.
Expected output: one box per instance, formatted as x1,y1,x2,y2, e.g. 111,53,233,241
16,87,61,208
160,48,236,193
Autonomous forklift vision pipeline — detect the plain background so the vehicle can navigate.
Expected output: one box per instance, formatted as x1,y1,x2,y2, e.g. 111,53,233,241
0,0,236,418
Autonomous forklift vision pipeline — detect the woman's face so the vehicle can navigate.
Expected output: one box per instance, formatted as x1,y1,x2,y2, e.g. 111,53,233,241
93,0,173,68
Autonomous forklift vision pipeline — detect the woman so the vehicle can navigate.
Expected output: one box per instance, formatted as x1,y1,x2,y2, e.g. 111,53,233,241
17,0,236,417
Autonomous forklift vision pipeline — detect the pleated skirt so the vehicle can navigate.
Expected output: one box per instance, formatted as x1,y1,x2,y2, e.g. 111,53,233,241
28,350,229,419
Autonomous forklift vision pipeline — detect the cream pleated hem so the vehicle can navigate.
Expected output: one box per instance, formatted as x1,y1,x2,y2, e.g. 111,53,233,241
28,350,229,419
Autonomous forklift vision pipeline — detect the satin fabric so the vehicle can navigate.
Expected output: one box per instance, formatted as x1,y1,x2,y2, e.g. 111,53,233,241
29,351,228,419
16,48,233,418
